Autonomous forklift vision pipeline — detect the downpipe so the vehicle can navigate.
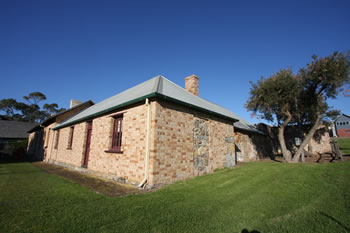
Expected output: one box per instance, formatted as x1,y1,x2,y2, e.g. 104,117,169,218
138,98,151,189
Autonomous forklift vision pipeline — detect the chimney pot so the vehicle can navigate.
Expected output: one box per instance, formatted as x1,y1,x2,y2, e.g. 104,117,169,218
70,99,83,108
185,74,199,96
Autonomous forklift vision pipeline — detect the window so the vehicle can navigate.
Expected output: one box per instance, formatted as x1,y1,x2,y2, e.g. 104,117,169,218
45,128,51,147
67,126,74,149
54,130,60,149
111,115,123,152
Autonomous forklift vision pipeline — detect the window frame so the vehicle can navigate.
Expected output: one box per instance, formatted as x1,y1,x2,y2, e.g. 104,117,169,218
105,114,123,153
45,128,51,148
67,126,74,149
54,130,60,149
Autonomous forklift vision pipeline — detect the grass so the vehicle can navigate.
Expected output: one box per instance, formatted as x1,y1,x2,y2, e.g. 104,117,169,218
338,137,350,154
1,161,350,233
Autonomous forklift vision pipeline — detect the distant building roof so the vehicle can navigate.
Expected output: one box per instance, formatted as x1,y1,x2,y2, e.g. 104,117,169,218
54,75,262,134
27,100,94,133
334,114,350,122
234,116,264,135
0,120,38,139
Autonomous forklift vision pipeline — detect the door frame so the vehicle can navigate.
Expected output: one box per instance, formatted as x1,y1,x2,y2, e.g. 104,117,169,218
82,121,93,168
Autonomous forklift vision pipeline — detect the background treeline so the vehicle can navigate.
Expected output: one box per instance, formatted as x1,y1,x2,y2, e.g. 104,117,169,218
0,92,66,123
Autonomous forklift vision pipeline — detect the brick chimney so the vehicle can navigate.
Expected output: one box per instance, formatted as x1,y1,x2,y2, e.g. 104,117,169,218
185,74,199,96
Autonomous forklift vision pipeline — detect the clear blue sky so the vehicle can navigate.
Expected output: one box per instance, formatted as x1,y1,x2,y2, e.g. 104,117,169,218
1,0,349,125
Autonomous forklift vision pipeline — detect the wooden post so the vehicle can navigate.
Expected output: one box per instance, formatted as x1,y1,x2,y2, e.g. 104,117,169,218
331,137,343,161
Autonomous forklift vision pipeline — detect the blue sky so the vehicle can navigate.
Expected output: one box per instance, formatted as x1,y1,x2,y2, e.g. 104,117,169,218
1,0,349,125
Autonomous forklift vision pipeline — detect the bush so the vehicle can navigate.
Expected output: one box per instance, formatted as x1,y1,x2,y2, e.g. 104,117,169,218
7,139,28,159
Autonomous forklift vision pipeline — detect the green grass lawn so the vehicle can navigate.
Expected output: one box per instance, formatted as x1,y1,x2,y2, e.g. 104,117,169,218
1,161,350,233
338,137,350,154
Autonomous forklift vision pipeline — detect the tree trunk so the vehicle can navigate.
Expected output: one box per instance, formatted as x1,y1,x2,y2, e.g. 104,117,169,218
278,111,292,162
292,114,322,162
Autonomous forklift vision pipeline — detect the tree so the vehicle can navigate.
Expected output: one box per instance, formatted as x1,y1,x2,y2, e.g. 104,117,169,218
246,51,350,162
292,51,350,162
0,92,66,123
23,92,46,105
246,69,300,162
0,98,19,119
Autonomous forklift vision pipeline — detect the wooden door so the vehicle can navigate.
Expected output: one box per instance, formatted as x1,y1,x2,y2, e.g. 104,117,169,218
83,121,92,167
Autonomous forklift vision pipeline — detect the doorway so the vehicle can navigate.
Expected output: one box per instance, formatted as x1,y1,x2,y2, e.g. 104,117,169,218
83,121,93,168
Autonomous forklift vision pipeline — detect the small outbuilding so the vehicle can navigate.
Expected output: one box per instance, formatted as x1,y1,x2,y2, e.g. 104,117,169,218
0,120,38,156
333,114,350,137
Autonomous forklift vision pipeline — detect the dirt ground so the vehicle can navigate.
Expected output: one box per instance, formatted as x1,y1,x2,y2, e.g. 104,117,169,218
33,162,146,197
262,152,350,163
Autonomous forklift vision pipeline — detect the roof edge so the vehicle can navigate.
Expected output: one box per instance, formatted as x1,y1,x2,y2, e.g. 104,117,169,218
27,100,94,133
54,92,239,130
235,125,265,135
154,93,239,123
53,93,157,130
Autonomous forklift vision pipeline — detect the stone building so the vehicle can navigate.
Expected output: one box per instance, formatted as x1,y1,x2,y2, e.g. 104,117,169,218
28,75,262,187
27,100,94,161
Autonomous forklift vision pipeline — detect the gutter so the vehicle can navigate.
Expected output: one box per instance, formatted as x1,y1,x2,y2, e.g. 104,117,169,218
138,98,152,188
53,93,158,130
54,92,239,130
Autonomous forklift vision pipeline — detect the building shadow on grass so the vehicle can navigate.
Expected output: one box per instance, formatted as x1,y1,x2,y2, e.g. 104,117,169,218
241,229,261,233
0,157,63,175
319,212,350,231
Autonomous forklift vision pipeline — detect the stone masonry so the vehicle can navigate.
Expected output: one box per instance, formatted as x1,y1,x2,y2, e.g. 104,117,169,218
148,100,235,185
36,99,236,187
193,118,209,172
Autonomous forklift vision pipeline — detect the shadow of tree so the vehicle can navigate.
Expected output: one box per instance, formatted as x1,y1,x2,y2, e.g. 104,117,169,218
319,211,350,231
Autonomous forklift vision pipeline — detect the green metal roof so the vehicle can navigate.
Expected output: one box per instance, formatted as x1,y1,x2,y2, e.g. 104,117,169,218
53,75,261,134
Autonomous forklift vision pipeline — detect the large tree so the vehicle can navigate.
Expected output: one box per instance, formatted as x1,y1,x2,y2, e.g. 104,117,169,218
0,92,66,123
246,69,299,161
292,51,350,162
246,51,350,162
0,98,18,119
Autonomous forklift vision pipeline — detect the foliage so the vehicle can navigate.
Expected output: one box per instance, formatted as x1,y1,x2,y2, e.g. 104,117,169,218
1,161,350,233
298,51,350,123
23,92,46,105
292,52,350,161
0,98,18,118
6,139,28,156
246,68,299,124
246,51,350,162
0,92,66,123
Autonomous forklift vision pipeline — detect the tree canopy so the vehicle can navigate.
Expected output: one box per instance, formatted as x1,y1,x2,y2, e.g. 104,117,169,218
0,92,66,123
246,51,350,162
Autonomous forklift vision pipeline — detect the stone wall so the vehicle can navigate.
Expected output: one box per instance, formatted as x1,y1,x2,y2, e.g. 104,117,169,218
235,132,256,161
27,129,45,161
234,129,274,162
149,100,235,186
26,101,93,160
193,118,209,172
256,123,332,156
233,124,332,162
45,103,148,184
40,99,236,187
